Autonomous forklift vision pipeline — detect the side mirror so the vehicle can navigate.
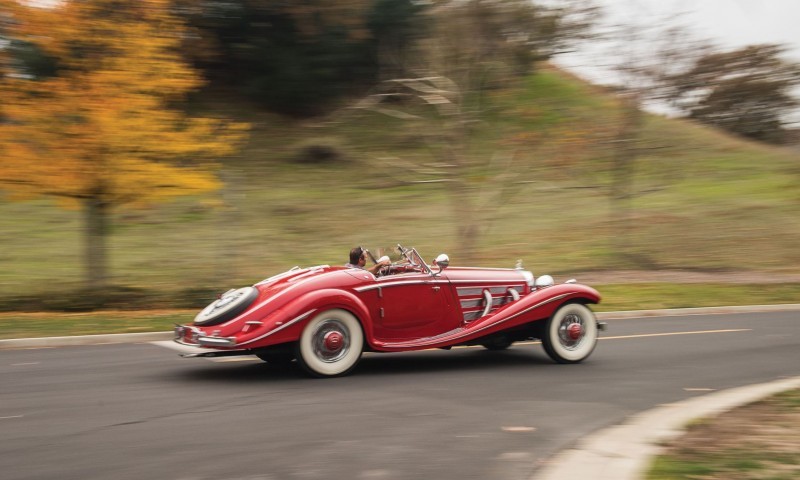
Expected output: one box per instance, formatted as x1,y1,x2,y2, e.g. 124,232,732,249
433,253,449,275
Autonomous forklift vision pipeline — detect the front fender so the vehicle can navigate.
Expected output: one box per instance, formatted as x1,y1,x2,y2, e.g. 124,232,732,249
464,283,601,337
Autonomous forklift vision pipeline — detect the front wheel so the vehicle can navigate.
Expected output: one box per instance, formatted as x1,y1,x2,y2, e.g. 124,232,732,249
295,309,364,378
541,303,598,364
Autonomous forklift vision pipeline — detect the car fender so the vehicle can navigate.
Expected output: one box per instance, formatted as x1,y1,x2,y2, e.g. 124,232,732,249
237,288,374,348
455,283,601,341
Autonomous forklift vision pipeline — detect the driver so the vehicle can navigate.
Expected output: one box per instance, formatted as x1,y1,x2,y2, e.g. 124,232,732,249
346,246,390,275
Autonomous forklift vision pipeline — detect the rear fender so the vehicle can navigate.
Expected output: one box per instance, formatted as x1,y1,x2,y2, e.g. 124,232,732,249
238,289,373,348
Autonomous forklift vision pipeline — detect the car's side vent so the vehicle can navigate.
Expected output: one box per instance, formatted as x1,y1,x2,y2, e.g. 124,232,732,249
457,285,524,322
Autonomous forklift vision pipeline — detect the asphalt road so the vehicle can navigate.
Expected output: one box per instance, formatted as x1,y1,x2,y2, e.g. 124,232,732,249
1,311,798,480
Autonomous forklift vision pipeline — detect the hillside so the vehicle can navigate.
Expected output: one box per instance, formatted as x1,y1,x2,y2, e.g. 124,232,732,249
1,64,799,307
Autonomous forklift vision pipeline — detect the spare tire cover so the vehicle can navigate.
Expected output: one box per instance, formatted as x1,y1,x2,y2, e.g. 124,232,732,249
194,287,259,326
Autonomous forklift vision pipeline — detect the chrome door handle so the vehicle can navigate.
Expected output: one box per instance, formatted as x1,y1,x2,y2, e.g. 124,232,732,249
432,286,440,292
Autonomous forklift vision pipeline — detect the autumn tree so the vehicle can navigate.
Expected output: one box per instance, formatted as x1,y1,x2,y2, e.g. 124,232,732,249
0,0,248,291
664,44,800,144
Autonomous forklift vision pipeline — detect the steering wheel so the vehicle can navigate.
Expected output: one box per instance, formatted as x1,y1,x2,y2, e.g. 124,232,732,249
378,264,392,277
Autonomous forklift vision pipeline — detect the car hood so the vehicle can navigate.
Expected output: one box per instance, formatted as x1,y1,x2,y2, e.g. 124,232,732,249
441,266,534,286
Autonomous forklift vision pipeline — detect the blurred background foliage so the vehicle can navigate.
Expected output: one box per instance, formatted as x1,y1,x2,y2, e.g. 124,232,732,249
0,0,799,312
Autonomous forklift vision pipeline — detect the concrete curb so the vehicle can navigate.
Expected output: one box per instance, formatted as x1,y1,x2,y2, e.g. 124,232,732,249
531,375,800,480
1,304,799,350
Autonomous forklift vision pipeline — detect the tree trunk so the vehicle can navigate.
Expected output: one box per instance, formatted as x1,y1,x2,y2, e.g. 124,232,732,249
610,99,642,261
446,177,479,263
83,195,109,291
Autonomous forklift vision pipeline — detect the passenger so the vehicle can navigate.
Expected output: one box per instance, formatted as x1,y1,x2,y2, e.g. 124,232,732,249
346,246,390,276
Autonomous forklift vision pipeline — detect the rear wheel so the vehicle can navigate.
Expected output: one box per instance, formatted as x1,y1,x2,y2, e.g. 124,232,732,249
295,309,364,378
541,303,598,364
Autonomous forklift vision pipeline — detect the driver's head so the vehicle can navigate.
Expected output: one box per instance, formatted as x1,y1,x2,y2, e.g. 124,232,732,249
350,247,365,265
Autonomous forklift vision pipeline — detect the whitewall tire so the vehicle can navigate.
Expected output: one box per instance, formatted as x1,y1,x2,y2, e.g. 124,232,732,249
296,309,364,377
541,303,598,364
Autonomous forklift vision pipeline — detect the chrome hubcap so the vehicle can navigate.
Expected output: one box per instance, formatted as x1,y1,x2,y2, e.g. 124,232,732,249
312,319,350,363
558,313,585,350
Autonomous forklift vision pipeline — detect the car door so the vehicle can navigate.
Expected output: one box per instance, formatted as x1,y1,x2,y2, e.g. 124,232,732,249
371,272,456,341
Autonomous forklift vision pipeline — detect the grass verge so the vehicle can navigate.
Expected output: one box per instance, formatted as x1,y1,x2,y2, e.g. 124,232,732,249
647,389,800,480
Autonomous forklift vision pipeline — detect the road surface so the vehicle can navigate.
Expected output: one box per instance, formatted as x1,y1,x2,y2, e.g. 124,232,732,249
1,310,797,480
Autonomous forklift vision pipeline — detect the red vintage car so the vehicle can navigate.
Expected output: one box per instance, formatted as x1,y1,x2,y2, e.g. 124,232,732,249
173,244,604,377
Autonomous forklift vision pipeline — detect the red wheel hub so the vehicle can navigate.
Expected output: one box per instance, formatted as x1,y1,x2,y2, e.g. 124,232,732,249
323,331,344,352
567,323,583,340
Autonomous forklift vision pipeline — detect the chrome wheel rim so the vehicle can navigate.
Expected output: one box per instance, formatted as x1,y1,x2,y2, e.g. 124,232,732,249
312,319,350,363
557,313,585,350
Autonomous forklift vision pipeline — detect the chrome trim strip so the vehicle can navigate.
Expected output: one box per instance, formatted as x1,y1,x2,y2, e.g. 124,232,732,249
356,279,450,292
450,279,523,284
460,299,481,308
236,309,317,347
288,266,330,283
447,267,517,271
457,285,524,296
481,290,493,317
197,336,237,347
456,287,484,296
463,311,482,321
254,266,302,286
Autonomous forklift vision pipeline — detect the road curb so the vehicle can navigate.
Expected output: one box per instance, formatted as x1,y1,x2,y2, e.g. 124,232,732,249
531,375,800,480
0,331,173,349
1,304,799,350
595,303,800,319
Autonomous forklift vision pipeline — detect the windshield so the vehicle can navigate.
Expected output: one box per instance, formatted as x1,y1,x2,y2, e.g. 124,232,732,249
397,244,431,274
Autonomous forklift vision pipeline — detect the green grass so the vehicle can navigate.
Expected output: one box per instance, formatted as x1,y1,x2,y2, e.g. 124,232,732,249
647,389,800,480
648,454,766,479
1,63,799,313
596,284,800,311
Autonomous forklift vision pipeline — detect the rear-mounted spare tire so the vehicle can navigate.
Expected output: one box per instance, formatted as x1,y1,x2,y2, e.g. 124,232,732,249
194,287,259,326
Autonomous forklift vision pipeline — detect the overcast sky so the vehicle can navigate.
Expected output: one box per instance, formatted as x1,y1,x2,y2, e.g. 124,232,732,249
555,0,800,85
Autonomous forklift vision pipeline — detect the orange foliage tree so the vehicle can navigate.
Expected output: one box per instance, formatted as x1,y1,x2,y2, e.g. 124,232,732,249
0,0,248,291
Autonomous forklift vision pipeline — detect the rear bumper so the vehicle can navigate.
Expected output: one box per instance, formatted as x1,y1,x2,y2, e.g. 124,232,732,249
154,339,253,358
174,325,237,348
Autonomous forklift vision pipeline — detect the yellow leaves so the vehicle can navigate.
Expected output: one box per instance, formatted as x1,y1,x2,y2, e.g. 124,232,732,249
107,158,221,207
0,0,249,208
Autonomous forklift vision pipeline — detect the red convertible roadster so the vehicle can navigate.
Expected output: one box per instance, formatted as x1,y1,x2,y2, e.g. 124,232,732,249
173,244,604,377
